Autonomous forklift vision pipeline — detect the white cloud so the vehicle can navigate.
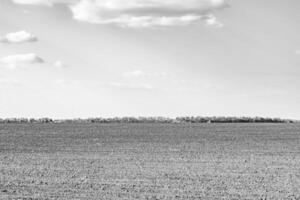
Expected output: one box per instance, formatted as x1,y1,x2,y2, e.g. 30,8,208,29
122,70,167,78
204,14,224,28
11,0,228,28
296,50,300,55
12,0,53,6
54,79,81,88
23,9,30,14
69,0,228,28
0,53,44,69
11,0,77,6
123,70,145,77
108,82,155,90
53,60,67,68
0,78,21,86
0,30,37,43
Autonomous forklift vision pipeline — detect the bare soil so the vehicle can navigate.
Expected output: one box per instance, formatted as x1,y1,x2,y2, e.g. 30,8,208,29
0,123,300,199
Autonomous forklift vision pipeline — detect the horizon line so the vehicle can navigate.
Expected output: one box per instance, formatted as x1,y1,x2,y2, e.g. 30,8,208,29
0,116,298,123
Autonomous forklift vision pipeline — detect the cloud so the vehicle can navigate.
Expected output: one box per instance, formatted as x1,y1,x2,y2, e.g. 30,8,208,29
122,70,167,78
296,50,300,55
53,60,67,68
0,53,44,69
203,14,224,28
11,0,77,6
12,0,53,6
0,30,37,43
0,78,21,86
54,79,81,88
123,70,145,77
69,0,229,28
11,0,228,28
23,9,30,14
108,82,155,90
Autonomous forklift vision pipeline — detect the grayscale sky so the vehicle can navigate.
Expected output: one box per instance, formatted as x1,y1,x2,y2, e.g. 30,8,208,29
0,0,299,119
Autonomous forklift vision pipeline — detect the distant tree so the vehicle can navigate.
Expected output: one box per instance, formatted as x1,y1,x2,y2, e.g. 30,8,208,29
0,116,294,124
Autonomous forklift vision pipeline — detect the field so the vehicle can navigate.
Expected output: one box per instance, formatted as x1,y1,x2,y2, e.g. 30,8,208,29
1,123,300,200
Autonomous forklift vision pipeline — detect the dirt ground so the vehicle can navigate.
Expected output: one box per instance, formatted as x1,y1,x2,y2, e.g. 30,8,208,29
1,123,300,199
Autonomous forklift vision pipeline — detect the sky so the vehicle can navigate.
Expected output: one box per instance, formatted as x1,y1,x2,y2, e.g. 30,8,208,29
0,0,299,119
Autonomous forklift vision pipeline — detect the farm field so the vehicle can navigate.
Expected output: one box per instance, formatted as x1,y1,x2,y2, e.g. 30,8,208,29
0,123,300,200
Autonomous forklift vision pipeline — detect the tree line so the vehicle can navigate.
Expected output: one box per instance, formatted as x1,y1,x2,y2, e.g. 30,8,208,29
0,116,296,124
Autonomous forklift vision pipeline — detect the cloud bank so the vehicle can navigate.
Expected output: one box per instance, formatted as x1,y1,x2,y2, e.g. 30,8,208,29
11,0,228,28
0,30,37,43
69,0,228,27
11,0,77,6
0,53,44,69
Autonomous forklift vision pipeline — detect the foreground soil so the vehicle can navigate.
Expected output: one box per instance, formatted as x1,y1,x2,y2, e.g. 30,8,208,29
0,123,300,200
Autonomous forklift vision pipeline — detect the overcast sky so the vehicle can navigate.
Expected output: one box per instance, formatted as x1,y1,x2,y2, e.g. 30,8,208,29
0,0,299,119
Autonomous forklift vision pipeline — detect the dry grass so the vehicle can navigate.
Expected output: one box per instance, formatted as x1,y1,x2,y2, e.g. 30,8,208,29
1,123,300,199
